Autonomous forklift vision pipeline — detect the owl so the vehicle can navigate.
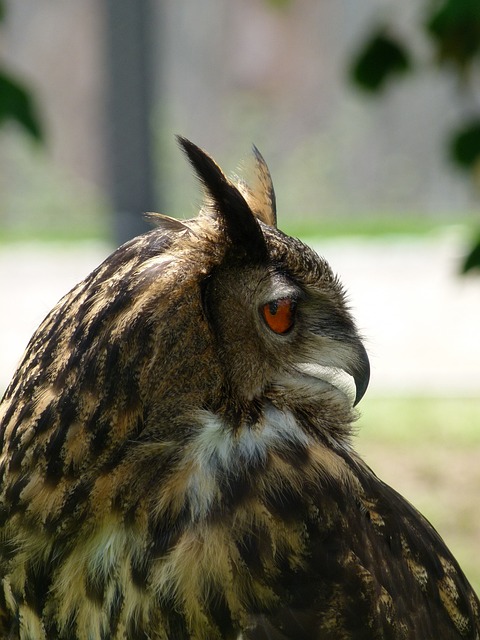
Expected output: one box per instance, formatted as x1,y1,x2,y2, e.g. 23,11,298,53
0,137,478,640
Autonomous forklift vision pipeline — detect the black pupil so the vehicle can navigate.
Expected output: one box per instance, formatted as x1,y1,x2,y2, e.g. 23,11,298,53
269,301,278,315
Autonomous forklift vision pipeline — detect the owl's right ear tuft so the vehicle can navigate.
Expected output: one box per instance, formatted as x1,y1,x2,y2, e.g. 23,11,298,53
177,136,268,261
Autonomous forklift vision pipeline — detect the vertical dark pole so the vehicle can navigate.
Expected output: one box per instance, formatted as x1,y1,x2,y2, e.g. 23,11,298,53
103,0,156,246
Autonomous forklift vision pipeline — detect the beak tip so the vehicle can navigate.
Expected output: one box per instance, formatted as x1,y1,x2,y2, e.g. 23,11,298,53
353,344,370,406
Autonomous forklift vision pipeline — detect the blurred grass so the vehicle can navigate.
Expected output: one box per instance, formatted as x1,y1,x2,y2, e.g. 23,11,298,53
1,212,477,245
281,213,479,240
0,225,109,244
357,396,480,594
358,396,480,446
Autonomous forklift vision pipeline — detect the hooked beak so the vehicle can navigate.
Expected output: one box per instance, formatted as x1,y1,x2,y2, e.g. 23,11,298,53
294,339,370,408
350,341,370,406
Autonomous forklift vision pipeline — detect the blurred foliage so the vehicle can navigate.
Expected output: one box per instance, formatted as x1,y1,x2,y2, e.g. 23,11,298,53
350,32,411,92
449,120,480,169
0,0,44,142
427,0,480,71
349,0,480,273
0,70,44,141
462,235,480,274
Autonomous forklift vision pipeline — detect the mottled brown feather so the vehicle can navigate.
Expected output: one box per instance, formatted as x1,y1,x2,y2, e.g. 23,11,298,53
0,139,478,639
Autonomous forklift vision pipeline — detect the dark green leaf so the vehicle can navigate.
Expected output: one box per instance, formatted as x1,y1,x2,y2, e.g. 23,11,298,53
427,0,480,69
461,237,480,273
350,31,412,93
0,68,44,141
449,121,480,169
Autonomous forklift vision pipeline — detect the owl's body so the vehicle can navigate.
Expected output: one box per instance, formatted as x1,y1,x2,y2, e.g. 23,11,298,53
0,139,478,639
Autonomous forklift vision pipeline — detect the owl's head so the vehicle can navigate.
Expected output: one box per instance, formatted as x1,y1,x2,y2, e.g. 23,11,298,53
130,138,369,449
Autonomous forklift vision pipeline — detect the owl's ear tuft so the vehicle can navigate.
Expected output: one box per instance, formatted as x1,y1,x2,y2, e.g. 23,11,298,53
177,136,268,260
234,145,277,227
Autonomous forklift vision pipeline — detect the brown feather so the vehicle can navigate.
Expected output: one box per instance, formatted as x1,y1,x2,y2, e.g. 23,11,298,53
0,138,477,639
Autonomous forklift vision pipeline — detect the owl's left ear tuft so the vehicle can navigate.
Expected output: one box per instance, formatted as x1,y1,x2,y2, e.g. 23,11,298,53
234,145,277,228
177,136,268,261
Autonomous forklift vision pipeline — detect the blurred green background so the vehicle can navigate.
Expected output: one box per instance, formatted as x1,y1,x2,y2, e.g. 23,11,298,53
2,0,480,245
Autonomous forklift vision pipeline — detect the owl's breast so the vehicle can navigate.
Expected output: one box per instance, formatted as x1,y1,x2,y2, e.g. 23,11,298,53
179,404,313,515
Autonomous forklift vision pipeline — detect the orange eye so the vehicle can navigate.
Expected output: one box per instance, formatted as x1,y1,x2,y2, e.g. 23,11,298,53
262,298,297,334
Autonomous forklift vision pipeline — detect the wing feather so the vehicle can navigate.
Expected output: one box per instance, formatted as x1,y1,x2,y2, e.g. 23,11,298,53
244,456,480,640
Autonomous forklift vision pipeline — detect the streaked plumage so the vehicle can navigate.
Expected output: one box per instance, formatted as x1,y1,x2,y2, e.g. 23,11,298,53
0,137,478,639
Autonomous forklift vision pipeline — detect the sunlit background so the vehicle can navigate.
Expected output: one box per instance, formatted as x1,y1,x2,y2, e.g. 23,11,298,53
1,0,480,590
